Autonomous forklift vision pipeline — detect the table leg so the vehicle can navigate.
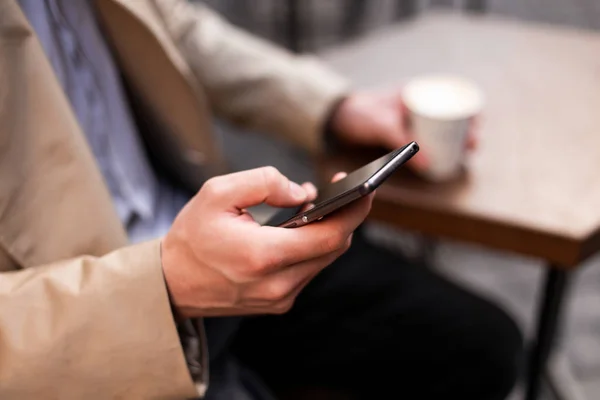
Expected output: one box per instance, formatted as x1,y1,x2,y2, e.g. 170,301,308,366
526,267,571,400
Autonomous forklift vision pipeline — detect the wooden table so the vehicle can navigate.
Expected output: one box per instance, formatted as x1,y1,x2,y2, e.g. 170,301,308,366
319,11,600,400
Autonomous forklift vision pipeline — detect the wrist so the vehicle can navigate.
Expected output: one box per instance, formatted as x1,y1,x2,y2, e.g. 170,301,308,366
160,237,187,321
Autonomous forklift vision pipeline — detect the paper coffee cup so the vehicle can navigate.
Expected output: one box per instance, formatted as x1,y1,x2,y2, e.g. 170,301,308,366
402,74,484,181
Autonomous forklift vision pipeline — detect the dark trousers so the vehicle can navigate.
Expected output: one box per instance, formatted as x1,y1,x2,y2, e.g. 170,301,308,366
205,230,523,400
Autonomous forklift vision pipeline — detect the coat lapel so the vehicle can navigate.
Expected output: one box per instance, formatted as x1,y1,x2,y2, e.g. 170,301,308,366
94,0,226,188
0,0,127,268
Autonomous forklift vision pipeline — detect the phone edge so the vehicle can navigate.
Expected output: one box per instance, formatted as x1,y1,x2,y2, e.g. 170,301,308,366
278,142,419,228
362,141,419,193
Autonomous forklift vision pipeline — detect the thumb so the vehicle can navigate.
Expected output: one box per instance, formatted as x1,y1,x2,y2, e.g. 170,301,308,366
204,167,308,211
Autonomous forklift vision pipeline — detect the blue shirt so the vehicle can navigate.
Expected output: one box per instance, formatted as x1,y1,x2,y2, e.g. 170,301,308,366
19,0,190,243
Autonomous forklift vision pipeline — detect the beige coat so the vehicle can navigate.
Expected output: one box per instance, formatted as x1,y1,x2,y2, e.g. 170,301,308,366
0,0,347,398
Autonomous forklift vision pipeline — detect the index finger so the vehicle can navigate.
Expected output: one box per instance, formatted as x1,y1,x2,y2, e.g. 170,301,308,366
203,167,308,210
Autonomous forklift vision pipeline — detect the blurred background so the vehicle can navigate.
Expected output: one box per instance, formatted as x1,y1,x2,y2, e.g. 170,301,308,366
201,0,600,51
192,1,600,399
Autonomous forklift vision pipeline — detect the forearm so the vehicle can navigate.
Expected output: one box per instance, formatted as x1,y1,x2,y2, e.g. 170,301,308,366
0,240,202,399
153,0,350,153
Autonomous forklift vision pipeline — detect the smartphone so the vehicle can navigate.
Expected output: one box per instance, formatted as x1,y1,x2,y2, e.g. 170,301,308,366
265,142,419,228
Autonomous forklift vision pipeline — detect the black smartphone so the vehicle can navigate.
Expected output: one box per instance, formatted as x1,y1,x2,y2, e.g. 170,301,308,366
265,142,419,228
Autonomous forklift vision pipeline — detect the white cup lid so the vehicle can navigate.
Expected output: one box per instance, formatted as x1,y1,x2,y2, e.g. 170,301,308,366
402,74,484,120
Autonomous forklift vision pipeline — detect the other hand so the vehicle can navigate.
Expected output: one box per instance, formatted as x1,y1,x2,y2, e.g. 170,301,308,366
329,90,478,171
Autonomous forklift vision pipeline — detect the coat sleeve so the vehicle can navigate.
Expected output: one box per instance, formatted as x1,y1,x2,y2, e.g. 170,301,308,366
0,239,203,399
153,0,350,153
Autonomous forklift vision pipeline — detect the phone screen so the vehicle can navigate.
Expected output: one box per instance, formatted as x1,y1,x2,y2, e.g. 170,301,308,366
311,146,406,207
264,143,416,227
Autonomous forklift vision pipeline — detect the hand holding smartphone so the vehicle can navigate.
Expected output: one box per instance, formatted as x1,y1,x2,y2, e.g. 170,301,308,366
265,142,419,228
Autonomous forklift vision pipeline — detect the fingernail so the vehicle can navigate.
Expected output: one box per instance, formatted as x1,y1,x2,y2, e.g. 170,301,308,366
289,182,307,200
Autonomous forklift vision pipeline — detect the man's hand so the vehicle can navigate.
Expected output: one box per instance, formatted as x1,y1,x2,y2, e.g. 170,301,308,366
162,167,373,319
329,90,478,171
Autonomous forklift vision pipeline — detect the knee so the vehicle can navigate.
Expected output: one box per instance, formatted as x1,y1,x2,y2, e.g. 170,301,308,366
465,301,524,399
